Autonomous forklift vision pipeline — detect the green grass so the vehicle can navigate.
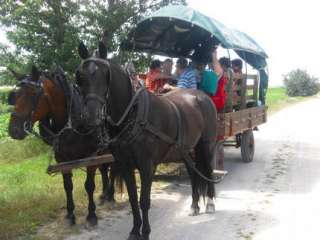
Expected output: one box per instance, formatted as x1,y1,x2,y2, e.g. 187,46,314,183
266,87,315,113
0,137,104,240
0,87,316,239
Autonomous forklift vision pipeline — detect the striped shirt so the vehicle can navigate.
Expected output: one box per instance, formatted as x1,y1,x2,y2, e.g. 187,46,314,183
177,67,197,89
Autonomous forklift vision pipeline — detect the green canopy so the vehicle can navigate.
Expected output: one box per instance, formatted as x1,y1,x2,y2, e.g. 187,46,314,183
121,5,268,69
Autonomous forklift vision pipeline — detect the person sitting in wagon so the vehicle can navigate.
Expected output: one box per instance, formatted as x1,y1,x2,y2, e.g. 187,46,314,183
163,57,198,90
194,48,226,113
145,59,173,93
232,58,246,109
219,57,233,112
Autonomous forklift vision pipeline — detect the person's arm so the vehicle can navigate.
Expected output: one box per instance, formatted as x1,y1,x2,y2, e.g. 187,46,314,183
154,73,174,80
211,49,223,77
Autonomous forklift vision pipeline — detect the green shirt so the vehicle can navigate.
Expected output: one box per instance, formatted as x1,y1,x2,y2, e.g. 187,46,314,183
199,70,218,95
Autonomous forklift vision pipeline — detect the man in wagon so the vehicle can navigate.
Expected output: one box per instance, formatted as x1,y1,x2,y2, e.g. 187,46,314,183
163,57,198,90
232,58,246,109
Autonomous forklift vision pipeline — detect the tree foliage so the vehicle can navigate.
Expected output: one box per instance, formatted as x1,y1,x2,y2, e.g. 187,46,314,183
0,0,187,84
284,69,319,97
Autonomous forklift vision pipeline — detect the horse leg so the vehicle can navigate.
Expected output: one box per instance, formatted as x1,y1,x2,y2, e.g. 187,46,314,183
202,141,216,214
139,164,153,240
85,166,98,226
106,163,116,202
62,172,76,225
122,167,142,240
99,163,110,204
185,161,200,216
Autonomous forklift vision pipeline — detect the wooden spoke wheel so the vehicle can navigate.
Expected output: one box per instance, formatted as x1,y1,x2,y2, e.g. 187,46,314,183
241,129,255,163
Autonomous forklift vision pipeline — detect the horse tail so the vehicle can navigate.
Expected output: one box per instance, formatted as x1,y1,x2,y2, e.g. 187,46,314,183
194,140,215,202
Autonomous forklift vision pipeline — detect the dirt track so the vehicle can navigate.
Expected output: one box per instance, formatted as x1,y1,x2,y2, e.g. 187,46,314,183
41,97,320,240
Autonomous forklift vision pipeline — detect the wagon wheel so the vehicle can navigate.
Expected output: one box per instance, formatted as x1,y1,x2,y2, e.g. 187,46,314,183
241,129,255,163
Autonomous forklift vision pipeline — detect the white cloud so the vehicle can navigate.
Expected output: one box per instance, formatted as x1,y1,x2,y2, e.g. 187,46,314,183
187,0,320,86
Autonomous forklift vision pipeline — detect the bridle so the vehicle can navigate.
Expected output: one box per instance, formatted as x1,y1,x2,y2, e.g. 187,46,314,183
77,57,146,129
11,76,47,133
78,57,113,125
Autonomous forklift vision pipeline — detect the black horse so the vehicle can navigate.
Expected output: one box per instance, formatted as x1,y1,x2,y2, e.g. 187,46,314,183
8,66,119,226
76,42,218,240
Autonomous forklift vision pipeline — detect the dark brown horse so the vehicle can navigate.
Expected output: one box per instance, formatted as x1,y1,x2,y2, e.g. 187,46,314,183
76,42,218,240
8,66,118,226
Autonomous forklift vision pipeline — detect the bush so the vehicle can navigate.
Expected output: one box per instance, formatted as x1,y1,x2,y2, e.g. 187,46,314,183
284,69,320,97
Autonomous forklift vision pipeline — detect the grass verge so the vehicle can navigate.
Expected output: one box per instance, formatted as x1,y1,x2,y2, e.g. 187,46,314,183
266,87,317,114
0,137,104,240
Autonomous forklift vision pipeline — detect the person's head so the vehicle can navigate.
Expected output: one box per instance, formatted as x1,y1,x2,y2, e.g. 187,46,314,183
162,58,173,74
149,59,161,71
219,57,231,71
175,58,188,75
193,60,206,72
231,59,243,73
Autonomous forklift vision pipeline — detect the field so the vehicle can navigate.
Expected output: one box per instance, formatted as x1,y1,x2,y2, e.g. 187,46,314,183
0,87,315,239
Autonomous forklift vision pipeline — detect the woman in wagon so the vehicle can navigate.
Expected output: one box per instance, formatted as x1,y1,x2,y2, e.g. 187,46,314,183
195,48,226,113
219,57,233,112
145,59,174,93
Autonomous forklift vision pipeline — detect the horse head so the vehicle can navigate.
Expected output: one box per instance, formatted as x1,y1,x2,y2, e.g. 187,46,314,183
76,41,111,127
8,66,65,140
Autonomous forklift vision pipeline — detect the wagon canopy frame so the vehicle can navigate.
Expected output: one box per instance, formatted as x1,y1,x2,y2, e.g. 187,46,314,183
121,5,268,70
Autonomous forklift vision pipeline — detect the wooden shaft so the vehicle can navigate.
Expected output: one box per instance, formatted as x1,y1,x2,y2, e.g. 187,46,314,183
47,154,114,175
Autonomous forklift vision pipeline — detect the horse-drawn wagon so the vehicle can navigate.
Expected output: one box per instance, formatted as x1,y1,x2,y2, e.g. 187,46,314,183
121,5,268,171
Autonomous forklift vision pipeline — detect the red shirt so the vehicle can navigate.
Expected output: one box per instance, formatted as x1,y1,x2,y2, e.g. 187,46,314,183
211,75,227,112
145,69,168,93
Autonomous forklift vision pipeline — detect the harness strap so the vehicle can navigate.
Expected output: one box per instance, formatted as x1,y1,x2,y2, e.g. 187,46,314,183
107,87,145,127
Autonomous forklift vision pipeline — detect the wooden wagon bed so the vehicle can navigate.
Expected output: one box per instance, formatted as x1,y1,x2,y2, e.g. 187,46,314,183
217,106,267,139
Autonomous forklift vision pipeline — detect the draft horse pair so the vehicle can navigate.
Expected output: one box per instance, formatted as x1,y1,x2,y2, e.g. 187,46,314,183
76,41,219,240
8,66,119,226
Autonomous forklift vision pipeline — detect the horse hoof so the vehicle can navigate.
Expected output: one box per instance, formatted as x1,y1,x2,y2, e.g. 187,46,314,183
189,207,200,216
205,203,215,214
141,234,150,240
65,214,76,226
86,215,98,227
127,233,141,240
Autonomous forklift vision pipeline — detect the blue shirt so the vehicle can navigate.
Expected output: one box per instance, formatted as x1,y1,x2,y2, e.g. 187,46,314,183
177,67,197,89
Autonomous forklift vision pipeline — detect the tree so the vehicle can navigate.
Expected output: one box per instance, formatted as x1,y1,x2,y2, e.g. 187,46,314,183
0,0,187,82
284,69,319,97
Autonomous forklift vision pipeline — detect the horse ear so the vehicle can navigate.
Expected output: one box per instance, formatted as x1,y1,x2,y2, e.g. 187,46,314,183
79,41,89,59
31,65,40,81
98,41,107,59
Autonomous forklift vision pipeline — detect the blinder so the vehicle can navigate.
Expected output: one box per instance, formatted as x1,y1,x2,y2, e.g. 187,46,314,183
77,57,112,123
7,90,16,105
11,75,45,126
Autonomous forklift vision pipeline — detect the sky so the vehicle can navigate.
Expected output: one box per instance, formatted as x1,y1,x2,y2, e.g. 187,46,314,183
1,0,319,86
188,0,320,86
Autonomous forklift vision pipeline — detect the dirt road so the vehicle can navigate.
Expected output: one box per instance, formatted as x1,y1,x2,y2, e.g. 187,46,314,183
65,97,320,240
